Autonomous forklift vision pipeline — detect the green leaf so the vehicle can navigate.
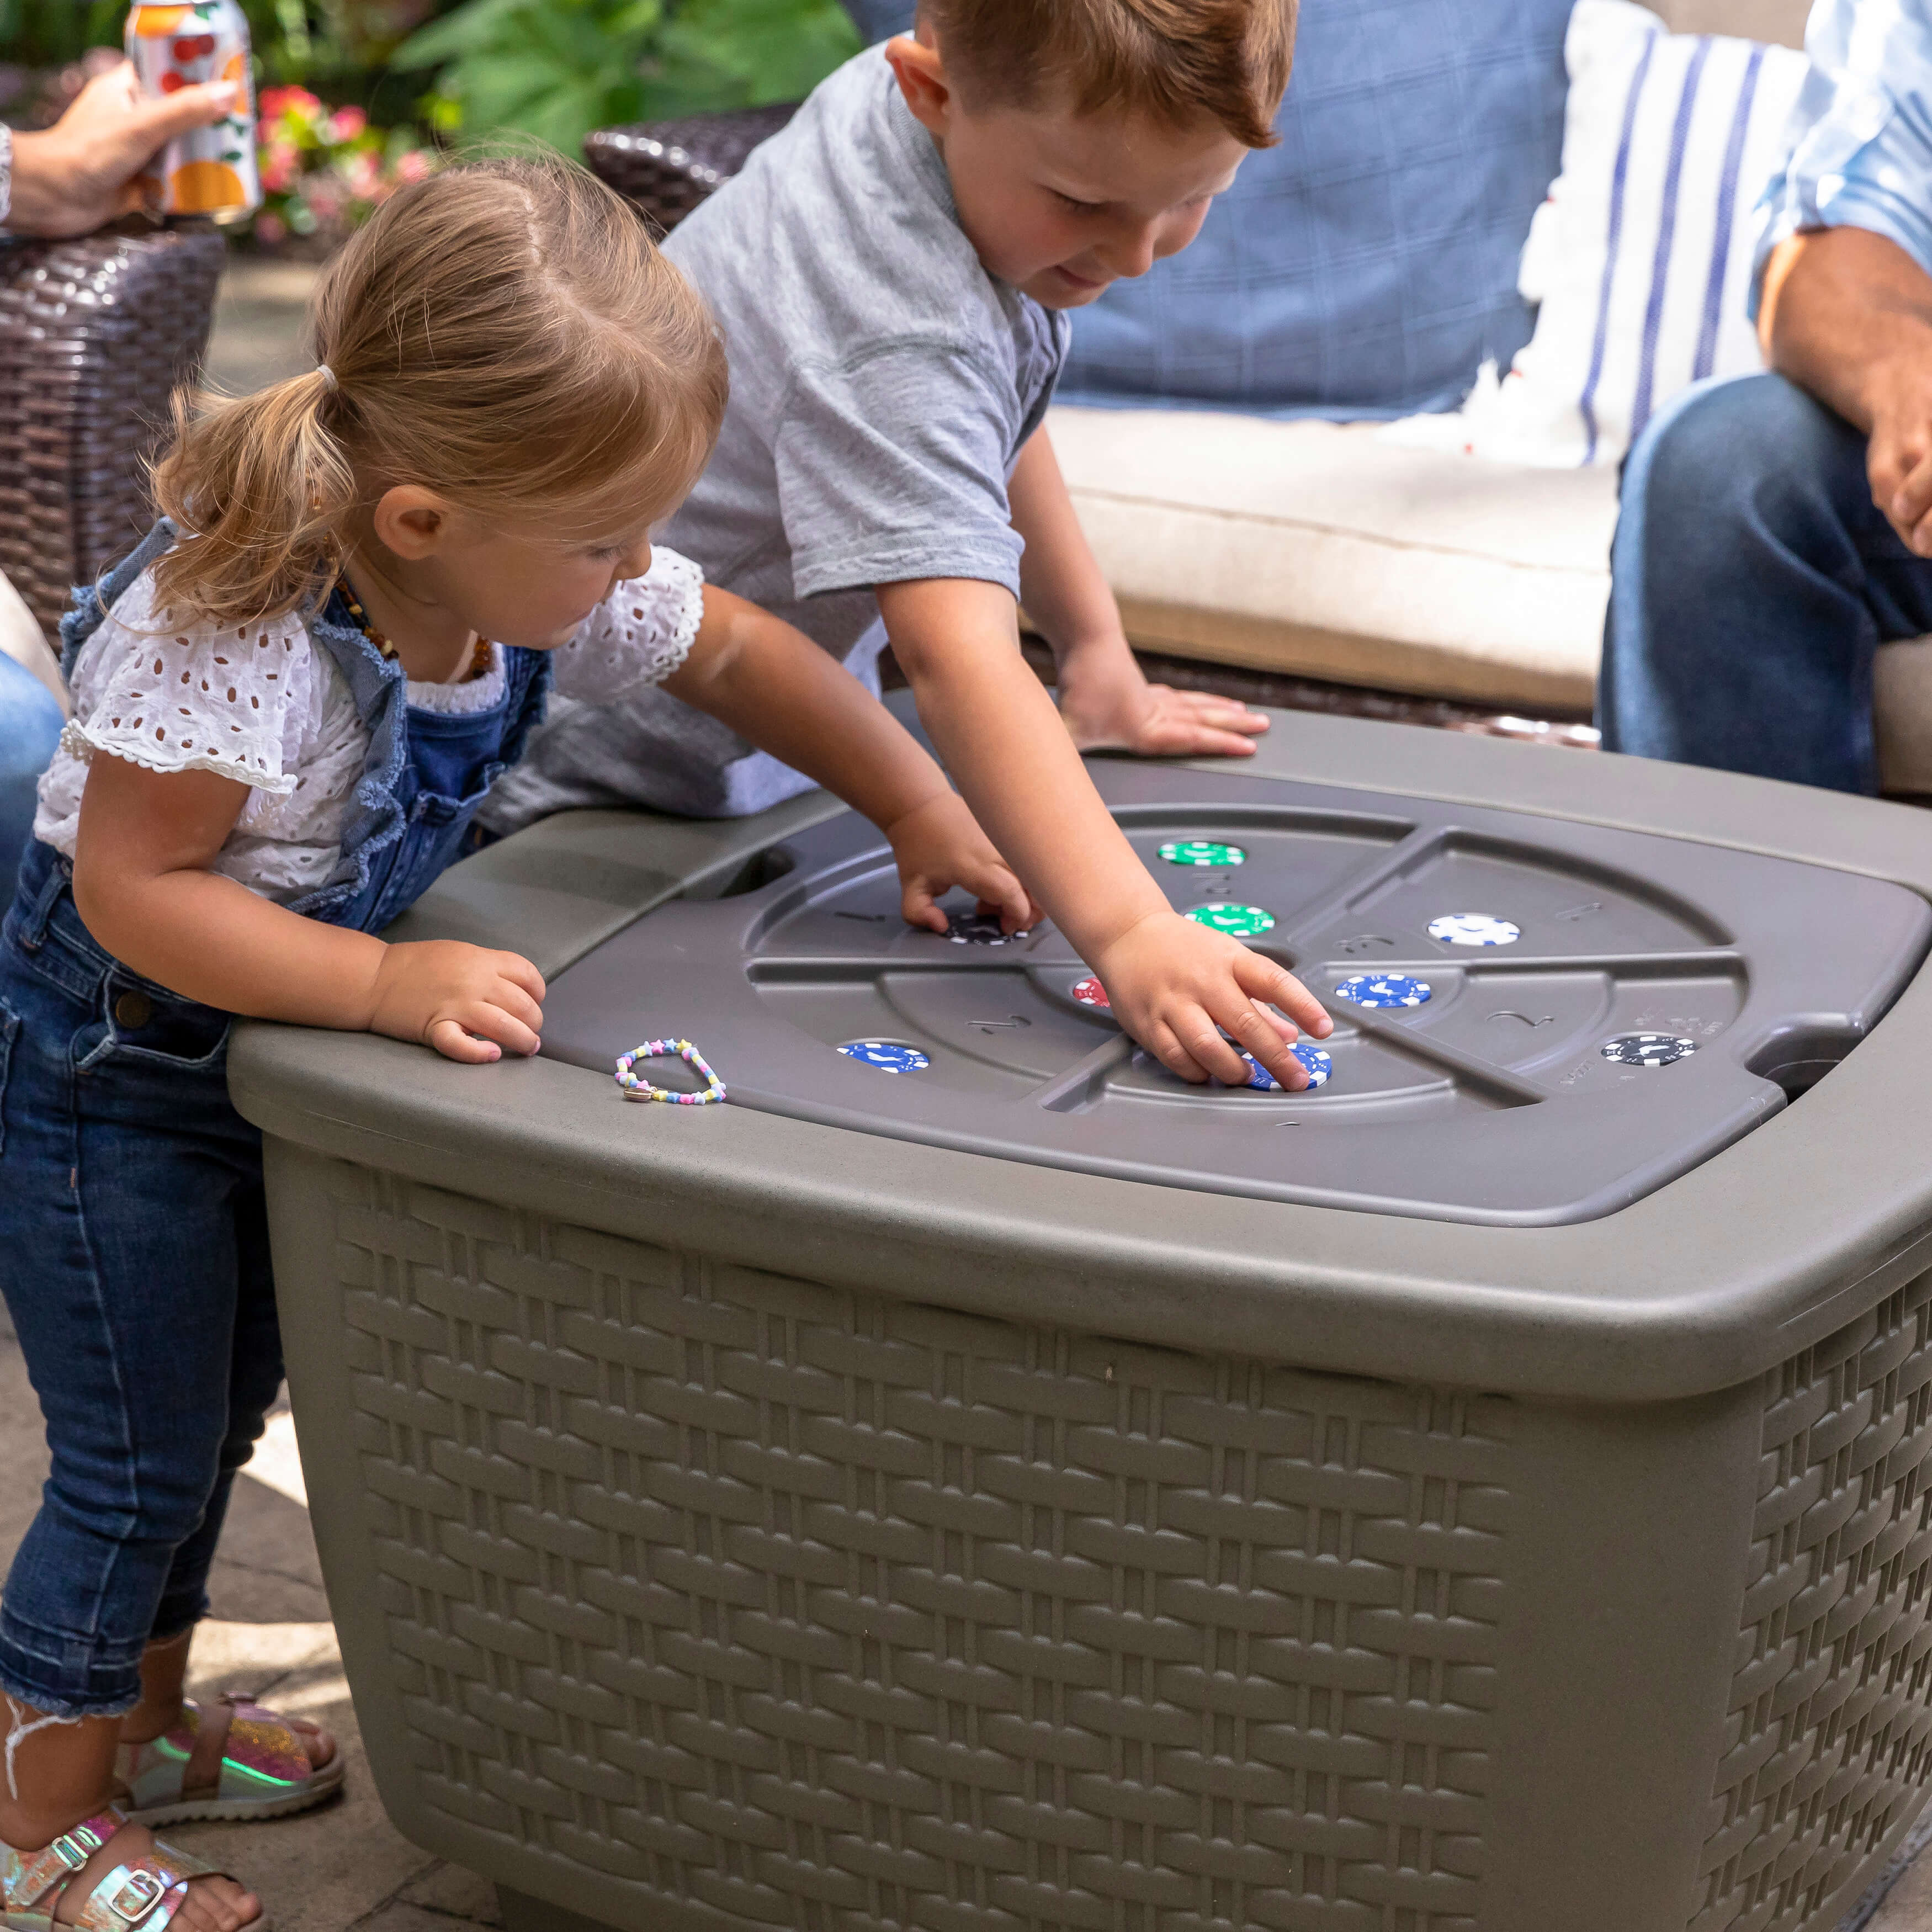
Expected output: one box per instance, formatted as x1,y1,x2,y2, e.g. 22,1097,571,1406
392,0,858,153
391,0,530,71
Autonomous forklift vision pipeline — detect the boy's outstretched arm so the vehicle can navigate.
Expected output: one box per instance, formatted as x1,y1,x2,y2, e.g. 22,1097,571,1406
659,584,1039,934
878,575,1330,1089
1008,428,1268,758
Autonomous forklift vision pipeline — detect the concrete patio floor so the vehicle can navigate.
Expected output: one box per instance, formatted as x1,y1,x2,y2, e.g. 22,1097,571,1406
0,252,1919,1932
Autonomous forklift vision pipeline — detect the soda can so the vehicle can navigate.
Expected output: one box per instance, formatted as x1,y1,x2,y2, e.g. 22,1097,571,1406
125,0,261,222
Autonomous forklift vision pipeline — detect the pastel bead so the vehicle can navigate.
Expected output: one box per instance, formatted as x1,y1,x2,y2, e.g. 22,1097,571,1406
614,1037,727,1105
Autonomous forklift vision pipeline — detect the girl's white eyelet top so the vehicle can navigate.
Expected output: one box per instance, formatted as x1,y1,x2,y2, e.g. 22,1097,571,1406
35,546,704,904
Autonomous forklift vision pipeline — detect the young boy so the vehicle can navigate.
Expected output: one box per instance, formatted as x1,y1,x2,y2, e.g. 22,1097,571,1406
486,0,1326,1090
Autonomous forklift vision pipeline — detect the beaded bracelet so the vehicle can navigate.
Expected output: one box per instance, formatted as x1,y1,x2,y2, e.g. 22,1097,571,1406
614,1038,727,1105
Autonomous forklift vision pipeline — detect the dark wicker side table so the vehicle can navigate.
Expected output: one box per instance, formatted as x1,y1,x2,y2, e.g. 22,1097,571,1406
0,221,226,645
584,104,798,233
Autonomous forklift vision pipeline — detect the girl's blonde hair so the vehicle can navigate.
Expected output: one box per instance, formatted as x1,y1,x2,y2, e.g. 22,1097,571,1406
149,153,728,628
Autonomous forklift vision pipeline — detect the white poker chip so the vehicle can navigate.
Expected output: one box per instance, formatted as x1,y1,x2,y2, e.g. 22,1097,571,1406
1600,1032,1696,1068
1428,913,1520,948
1335,972,1431,1009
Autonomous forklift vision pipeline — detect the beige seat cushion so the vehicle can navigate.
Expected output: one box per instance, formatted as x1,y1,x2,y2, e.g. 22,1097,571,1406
1875,639,1932,794
1048,405,1620,713
1051,404,1932,792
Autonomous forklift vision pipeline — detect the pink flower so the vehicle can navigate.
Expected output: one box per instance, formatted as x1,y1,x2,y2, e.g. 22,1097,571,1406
326,105,368,144
253,211,288,246
394,150,434,184
259,85,324,126
257,138,300,193
345,151,383,200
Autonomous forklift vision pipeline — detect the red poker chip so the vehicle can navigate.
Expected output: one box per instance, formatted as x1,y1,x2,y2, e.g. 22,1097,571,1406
1071,976,1111,1009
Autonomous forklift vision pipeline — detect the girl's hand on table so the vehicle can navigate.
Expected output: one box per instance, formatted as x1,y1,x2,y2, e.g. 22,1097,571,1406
1091,910,1331,1089
368,941,547,1063
888,791,1044,936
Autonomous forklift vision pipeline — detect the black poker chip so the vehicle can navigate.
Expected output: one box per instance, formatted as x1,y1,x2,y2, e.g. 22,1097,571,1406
947,912,1030,945
1600,1032,1697,1067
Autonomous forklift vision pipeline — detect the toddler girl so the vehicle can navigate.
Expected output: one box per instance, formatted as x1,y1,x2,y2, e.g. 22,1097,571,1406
0,155,1032,1931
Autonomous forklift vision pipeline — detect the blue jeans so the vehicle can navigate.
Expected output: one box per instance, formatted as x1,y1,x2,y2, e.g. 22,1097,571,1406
1599,371,1932,793
0,841,280,1717
0,655,63,897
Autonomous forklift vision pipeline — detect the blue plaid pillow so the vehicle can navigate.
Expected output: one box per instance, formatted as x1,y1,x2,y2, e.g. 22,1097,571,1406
1061,0,1576,417
841,0,912,42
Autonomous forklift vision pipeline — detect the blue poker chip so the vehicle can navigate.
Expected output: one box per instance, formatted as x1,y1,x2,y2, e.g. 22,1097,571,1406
1335,972,1431,1009
1239,1043,1333,1091
839,1041,931,1073
1428,913,1520,947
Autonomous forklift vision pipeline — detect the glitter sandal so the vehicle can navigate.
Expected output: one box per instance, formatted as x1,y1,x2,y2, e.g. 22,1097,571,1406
0,1806,268,1929
116,1696,342,1827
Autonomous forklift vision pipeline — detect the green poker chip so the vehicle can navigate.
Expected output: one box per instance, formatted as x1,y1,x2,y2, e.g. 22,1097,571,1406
1186,903,1275,936
1160,839,1246,868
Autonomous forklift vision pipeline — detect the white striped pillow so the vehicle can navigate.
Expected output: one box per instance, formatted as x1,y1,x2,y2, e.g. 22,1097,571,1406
1387,0,1807,468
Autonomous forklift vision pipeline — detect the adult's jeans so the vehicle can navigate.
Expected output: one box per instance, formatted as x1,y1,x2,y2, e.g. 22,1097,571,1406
1598,371,1932,794
0,652,62,893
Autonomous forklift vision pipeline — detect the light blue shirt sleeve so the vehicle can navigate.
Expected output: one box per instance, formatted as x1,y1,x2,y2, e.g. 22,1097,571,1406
1751,0,1932,312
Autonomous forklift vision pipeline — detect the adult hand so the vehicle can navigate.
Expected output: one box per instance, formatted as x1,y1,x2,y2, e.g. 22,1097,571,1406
1760,229,1932,558
1867,353,1932,558
6,61,238,238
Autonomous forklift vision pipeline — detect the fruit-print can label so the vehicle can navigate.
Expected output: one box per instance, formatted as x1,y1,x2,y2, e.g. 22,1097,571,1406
127,0,261,222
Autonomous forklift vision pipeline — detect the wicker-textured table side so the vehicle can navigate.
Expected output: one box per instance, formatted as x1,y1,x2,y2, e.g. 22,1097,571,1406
0,222,226,643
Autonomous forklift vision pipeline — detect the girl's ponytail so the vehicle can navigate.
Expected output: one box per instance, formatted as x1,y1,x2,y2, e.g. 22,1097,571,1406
142,156,725,635
146,363,355,629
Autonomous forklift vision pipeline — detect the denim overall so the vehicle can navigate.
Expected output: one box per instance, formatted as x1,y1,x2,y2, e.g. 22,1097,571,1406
0,522,550,1716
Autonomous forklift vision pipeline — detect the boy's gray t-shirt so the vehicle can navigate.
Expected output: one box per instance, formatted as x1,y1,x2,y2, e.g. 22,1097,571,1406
482,47,1070,830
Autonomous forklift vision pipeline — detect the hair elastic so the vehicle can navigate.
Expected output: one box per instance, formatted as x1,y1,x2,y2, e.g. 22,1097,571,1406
614,1037,726,1105
315,363,338,391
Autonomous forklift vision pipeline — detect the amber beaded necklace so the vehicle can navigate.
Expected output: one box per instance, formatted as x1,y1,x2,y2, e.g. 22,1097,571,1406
339,576,493,684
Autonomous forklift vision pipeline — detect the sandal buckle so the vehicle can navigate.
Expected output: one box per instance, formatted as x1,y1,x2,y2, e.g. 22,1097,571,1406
47,1827,98,1870
102,1867,166,1924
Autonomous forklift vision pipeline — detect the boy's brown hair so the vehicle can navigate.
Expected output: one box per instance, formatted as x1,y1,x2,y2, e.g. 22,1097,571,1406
920,0,1296,149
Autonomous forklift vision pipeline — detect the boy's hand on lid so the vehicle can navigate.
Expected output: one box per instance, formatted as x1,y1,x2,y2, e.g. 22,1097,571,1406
1057,647,1268,761
888,791,1045,936
1092,910,1331,1089
369,940,547,1064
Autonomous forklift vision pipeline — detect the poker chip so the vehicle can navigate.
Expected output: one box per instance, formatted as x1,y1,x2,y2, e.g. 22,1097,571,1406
1070,975,1111,1009
1600,1032,1696,1068
1186,903,1275,937
839,1041,931,1073
1428,913,1520,948
1240,1042,1333,1091
1160,840,1245,868
947,911,1030,945
1335,972,1431,1009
